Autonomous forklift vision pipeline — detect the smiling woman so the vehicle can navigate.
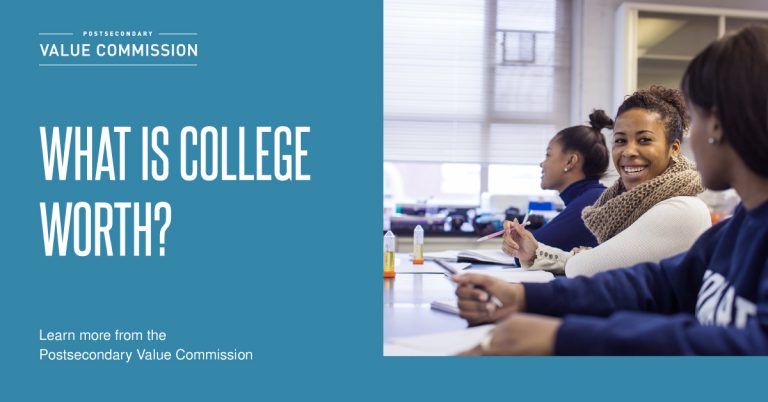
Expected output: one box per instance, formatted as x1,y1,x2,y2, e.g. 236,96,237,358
501,86,712,277
612,86,688,190
613,109,679,190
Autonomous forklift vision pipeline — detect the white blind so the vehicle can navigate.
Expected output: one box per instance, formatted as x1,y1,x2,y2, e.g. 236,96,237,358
384,0,571,164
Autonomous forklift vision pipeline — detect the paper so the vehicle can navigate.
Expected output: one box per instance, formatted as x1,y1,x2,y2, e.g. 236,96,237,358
460,268,555,283
381,343,433,356
384,325,495,356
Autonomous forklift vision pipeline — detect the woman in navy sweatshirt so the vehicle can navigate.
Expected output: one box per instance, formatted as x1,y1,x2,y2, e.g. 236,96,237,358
530,110,609,251
454,24,768,355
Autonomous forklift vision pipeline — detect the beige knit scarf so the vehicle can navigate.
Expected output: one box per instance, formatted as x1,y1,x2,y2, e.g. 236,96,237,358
581,155,704,244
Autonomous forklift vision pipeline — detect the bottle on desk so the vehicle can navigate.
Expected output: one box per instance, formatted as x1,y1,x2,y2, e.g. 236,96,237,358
383,231,396,278
413,225,424,265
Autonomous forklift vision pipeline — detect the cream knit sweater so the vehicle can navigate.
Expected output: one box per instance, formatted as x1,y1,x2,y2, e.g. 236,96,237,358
520,196,712,277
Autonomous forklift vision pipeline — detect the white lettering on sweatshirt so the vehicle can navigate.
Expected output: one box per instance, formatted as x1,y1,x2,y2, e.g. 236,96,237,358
696,270,756,329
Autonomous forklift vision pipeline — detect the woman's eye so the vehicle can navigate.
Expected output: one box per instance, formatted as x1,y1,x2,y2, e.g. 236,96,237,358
614,138,626,144
639,137,651,143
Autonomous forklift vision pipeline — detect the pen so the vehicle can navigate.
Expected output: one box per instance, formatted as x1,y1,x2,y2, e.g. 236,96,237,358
475,210,532,242
433,259,503,308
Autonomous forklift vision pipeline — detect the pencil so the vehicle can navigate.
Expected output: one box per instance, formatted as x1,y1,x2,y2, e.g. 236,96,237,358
475,210,532,242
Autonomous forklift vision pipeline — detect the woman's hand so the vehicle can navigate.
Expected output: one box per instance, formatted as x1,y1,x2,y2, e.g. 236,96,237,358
570,246,592,254
453,273,526,325
457,314,561,356
501,219,538,263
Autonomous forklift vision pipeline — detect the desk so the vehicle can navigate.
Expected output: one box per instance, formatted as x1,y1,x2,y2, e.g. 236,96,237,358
383,273,467,339
383,254,545,342
384,254,476,340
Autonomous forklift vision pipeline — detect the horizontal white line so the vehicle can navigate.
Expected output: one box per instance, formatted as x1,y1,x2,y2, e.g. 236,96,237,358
158,33,198,36
39,63,198,67
39,33,73,36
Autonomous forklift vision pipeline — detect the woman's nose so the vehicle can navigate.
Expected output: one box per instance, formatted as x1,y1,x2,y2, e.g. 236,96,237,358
622,143,639,157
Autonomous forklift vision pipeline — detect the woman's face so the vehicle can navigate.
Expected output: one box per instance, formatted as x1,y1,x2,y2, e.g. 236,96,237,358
612,108,680,191
539,137,572,191
688,103,728,190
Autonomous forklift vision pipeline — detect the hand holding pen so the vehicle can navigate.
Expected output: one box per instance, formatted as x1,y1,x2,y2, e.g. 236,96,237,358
475,210,532,242
434,259,505,309
453,274,526,326
501,217,539,262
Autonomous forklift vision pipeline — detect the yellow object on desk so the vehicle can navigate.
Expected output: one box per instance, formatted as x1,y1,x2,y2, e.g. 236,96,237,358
383,231,396,278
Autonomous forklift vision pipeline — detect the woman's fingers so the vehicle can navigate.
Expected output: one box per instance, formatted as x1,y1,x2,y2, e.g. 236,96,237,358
457,299,495,314
502,243,518,257
511,220,529,237
455,284,490,301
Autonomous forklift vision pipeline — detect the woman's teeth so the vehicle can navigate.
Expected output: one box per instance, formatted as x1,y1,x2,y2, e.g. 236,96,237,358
623,166,646,175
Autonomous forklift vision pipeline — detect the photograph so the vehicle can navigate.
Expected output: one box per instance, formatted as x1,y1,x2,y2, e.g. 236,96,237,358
383,0,768,356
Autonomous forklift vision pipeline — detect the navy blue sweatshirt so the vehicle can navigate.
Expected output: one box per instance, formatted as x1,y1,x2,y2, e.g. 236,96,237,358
531,178,605,250
524,201,768,355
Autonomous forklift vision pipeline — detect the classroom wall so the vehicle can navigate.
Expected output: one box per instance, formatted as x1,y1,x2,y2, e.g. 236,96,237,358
570,0,768,188
571,0,768,125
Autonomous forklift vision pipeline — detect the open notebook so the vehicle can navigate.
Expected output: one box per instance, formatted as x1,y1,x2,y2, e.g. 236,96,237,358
424,249,518,266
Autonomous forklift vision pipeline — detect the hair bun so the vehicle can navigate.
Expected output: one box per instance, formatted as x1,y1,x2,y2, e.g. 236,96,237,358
647,85,690,131
588,109,613,132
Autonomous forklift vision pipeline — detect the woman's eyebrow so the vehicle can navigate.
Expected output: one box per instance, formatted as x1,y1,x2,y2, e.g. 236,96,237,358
617,130,655,135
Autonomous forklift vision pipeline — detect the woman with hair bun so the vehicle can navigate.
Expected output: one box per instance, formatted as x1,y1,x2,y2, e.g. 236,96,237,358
455,25,768,355
502,85,711,278
528,109,611,252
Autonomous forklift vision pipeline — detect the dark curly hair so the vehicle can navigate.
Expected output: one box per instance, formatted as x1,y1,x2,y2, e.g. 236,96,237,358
554,109,611,179
616,85,690,145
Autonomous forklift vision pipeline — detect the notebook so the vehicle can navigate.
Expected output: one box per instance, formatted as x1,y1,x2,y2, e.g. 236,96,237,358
430,300,460,315
424,249,518,266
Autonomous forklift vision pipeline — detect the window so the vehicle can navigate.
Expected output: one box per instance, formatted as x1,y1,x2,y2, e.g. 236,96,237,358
488,164,555,196
384,0,571,205
384,162,480,205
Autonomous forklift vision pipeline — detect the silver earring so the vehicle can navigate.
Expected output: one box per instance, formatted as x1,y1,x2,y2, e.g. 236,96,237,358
563,168,569,172
708,137,717,145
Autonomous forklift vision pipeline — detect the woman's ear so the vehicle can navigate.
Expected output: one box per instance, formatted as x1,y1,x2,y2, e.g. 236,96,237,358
669,138,682,158
566,153,580,170
709,108,724,143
